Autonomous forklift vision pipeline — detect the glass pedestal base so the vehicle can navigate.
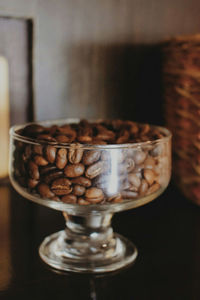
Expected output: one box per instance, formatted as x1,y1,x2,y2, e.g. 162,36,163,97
39,230,137,273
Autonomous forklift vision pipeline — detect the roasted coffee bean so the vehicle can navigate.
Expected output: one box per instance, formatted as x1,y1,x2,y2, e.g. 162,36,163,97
77,135,92,143
116,129,130,144
85,187,104,203
64,163,85,177
37,183,55,198
33,145,43,155
68,144,84,164
28,161,40,180
134,150,146,165
77,198,90,205
22,145,32,161
34,155,49,166
139,179,148,195
71,176,92,187
73,185,86,196
23,124,44,136
56,148,68,169
121,191,138,199
55,135,70,143
28,178,39,188
95,130,115,141
51,177,72,195
43,170,63,184
128,173,141,189
40,164,57,175
82,150,100,165
45,145,57,163
140,124,150,135
62,194,77,204
85,161,106,179
143,169,156,186
144,156,156,169
147,182,160,194
37,134,56,142
108,193,123,203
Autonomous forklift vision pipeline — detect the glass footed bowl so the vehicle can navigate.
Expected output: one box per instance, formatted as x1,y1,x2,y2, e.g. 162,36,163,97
9,119,172,273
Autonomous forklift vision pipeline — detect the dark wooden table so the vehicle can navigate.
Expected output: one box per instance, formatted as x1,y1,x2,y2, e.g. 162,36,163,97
0,181,200,300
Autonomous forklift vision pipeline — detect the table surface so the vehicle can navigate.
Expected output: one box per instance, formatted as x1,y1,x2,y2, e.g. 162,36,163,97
0,181,200,300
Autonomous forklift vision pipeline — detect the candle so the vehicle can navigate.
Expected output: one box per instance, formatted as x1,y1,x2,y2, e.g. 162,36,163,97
0,56,9,179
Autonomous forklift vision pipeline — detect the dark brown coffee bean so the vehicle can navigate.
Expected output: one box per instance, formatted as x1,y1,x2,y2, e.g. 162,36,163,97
77,198,90,205
95,130,115,142
64,163,85,177
143,169,156,186
37,183,55,198
40,164,57,175
121,190,138,199
28,161,40,180
108,194,123,203
128,173,141,189
43,170,63,184
139,179,148,195
91,139,107,145
51,177,72,195
140,124,150,135
62,194,77,204
134,150,146,165
73,185,86,196
55,135,70,143
45,145,57,163
17,176,27,187
23,124,44,135
85,161,106,179
37,134,56,142
82,150,101,165
68,144,84,164
22,145,32,161
33,145,43,155
28,178,39,188
77,135,92,143
147,182,160,194
56,148,68,169
144,156,156,169
71,176,92,187
85,187,104,203
116,129,130,144
34,155,49,166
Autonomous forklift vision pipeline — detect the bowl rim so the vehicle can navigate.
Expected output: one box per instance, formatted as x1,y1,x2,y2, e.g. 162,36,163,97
9,118,172,149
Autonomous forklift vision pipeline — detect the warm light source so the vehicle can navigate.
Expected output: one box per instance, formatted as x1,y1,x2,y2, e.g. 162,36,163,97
0,56,9,179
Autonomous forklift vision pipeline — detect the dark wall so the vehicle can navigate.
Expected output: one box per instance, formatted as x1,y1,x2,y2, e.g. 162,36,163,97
0,0,200,124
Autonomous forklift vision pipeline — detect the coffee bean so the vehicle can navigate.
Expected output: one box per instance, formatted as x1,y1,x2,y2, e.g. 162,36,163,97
139,179,148,195
64,163,85,177
37,134,56,142
55,135,70,143
108,194,123,203
147,182,160,194
22,145,32,161
51,177,72,195
33,145,43,155
68,144,84,164
56,148,68,169
37,183,55,198
27,178,39,188
144,156,156,169
40,164,57,175
77,135,92,143
62,194,77,204
85,187,104,203
43,170,63,184
85,161,106,179
121,191,138,199
28,161,40,180
128,173,141,189
116,129,130,144
77,198,90,205
23,124,44,136
45,145,57,163
73,185,85,196
71,176,92,187
143,169,156,186
82,150,101,165
34,155,49,166
134,150,146,165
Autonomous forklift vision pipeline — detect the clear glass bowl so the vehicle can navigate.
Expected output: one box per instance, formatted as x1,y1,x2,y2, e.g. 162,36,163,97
9,119,172,273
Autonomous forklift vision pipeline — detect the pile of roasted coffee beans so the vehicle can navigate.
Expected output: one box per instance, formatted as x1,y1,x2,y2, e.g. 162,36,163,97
13,119,169,205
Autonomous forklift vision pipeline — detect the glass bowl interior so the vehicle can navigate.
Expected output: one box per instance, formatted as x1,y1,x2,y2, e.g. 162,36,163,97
9,118,172,214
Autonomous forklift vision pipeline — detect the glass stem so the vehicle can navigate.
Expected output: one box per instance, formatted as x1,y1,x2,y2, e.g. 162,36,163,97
63,212,116,258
